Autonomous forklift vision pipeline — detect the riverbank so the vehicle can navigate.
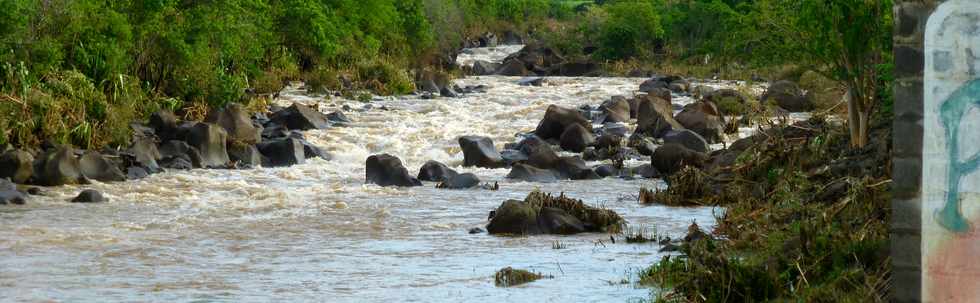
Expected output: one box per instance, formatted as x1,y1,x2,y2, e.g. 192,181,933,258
639,113,892,301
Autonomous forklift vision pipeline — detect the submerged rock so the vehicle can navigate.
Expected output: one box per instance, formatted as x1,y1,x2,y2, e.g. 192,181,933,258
506,163,559,183
487,191,623,235
71,189,107,203
459,136,506,169
365,154,421,187
437,173,481,189
417,160,458,182
494,267,546,287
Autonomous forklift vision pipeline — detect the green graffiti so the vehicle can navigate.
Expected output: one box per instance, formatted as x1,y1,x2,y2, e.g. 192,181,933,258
938,78,980,233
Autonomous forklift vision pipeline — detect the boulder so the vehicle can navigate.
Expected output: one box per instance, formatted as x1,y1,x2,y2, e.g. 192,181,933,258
126,167,149,180
149,110,180,141
675,102,725,144
495,58,528,76
525,144,561,170
257,138,306,167
506,163,558,183
473,60,500,76
183,123,230,168
514,135,549,156
71,189,106,203
595,134,623,150
417,160,458,182
703,89,748,106
79,151,126,182
459,136,506,168
555,156,600,180
439,173,481,189
669,79,691,93
159,140,204,169
600,123,629,137
639,79,669,93
761,80,814,112
229,144,263,168
632,164,661,179
0,185,26,205
486,200,541,235
534,105,592,141
127,137,161,172
33,146,83,186
365,154,422,187
537,207,586,234
662,129,711,153
500,149,528,165
593,164,619,178
651,143,708,175
270,103,330,130
600,96,631,123
635,95,682,138
0,149,34,183
205,103,261,144
326,111,352,124
559,124,595,153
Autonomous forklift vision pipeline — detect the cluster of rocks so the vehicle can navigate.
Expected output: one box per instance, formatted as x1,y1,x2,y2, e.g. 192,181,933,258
415,69,489,98
461,31,524,49
470,43,599,77
364,152,495,190
486,190,623,235
0,102,345,205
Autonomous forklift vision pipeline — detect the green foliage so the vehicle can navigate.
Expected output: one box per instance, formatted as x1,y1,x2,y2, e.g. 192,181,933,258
594,1,664,60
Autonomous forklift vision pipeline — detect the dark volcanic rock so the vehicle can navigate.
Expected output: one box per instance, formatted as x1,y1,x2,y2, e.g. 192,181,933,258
79,151,126,182
537,207,587,234
635,95,682,138
0,188,27,205
486,200,540,235
149,110,180,141
326,111,352,124
417,160,458,182
495,58,528,76
662,130,710,153
0,149,33,183
439,173,481,189
183,123,230,168
229,144,263,168
257,138,306,167
651,143,708,175
555,156,600,180
206,103,262,144
127,137,161,172
506,163,558,183
33,146,84,186
159,140,204,169
365,154,422,187
559,124,595,153
270,103,331,130
639,79,669,93
459,136,506,169
71,189,106,203
761,80,814,112
675,102,725,144
534,105,592,141
473,60,500,76
600,96,631,123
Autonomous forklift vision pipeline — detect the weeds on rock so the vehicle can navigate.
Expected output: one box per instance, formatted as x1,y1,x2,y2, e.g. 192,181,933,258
494,267,550,287
525,191,625,233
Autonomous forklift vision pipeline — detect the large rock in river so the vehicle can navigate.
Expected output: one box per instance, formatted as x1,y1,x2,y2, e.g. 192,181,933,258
206,103,262,144
600,96,631,123
486,191,623,235
559,124,594,153
270,103,331,130
365,154,422,187
651,143,708,175
257,138,306,167
662,130,710,153
183,123,230,168
417,160,458,182
635,95,682,138
506,163,559,183
675,102,725,144
0,149,33,183
79,151,126,182
459,136,506,169
33,146,84,186
534,105,591,141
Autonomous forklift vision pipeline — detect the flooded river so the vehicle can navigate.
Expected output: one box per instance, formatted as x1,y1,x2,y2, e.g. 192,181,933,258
0,48,739,302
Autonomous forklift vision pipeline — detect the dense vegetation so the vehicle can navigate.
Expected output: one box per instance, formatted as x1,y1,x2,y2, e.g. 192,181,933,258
0,0,573,149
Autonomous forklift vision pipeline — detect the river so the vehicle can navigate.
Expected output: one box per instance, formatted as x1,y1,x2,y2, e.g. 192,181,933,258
0,47,739,302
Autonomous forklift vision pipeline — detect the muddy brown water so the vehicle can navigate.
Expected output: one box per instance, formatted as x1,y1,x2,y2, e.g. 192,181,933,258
0,48,781,302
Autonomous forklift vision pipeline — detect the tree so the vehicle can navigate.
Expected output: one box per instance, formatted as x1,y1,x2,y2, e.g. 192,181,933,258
747,0,893,148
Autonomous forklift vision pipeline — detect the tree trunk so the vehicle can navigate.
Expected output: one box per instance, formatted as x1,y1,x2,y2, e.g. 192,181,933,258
846,87,863,147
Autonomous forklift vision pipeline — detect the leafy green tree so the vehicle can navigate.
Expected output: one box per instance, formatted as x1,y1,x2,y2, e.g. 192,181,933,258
594,0,664,60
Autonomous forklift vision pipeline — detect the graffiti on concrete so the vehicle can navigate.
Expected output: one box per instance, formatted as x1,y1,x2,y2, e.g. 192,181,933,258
938,78,980,233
